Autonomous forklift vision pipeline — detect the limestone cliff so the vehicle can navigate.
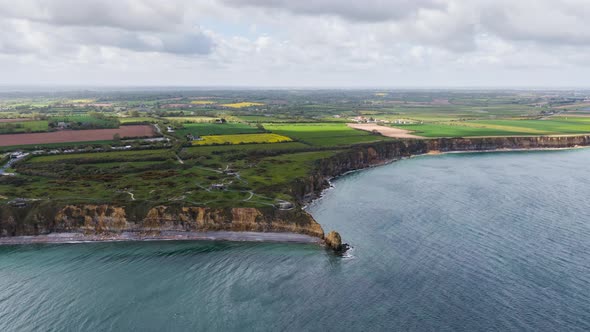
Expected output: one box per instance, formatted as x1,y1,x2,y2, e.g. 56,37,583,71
294,135,590,203
0,204,324,238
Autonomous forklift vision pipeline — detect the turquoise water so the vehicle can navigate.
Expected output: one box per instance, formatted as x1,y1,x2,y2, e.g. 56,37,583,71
2,150,590,331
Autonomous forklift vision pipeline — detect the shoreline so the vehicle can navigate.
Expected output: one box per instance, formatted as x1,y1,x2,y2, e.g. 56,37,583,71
304,144,589,211
0,231,322,246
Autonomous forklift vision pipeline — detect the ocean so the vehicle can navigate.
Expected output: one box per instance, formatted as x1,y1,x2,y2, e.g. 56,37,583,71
1,149,590,331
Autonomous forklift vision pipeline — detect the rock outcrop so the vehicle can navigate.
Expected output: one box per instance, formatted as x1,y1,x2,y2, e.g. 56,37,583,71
324,231,343,252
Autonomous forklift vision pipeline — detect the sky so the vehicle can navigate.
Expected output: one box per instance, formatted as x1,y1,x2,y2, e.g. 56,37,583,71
1,0,589,88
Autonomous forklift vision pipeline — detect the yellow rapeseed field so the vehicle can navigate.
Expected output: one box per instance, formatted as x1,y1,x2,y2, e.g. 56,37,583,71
221,102,264,108
192,133,292,146
190,100,217,105
70,99,95,103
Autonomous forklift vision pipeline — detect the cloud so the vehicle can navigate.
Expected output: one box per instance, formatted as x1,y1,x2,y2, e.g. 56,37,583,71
480,0,590,46
1,0,590,87
222,0,445,22
0,0,186,31
0,0,214,56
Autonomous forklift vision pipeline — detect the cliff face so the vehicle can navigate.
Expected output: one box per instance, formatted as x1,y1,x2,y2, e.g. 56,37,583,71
294,135,590,203
0,204,324,238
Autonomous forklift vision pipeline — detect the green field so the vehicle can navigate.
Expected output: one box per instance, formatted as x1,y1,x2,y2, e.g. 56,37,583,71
119,117,159,124
29,149,173,163
182,142,310,158
0,140,117,152
0,120,49,134
164,116,219,123
175,123,263,138
263,123,388,146
395,117,590,137
50,115,119,129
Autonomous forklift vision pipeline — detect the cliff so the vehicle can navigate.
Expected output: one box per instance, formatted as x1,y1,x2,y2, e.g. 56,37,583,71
293,135,590,203
0,203,324,239
2,135,589,244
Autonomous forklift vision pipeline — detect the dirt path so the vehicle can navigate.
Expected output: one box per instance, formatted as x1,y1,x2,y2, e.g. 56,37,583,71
347,123,424,138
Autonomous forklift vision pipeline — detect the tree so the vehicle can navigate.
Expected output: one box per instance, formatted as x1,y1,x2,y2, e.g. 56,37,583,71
113,133,121,141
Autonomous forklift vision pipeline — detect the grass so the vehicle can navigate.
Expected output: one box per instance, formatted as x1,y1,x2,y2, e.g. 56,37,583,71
119,117,159,124
240,151,339,188
181,142,311,159
263,123,388,146
50,115,119,129
175,123,263,137
0,140,116,152
0,120,49,134
394,117,590,137
221,102,264,108
164,116,219,123
192,133,292,146
30,149,173,163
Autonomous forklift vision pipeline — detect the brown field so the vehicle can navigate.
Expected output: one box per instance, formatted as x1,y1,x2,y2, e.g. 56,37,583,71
348,123,424,138
0,125,155,147
0,118,32,123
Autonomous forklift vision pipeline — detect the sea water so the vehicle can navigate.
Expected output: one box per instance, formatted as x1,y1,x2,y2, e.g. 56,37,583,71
1,149,590,331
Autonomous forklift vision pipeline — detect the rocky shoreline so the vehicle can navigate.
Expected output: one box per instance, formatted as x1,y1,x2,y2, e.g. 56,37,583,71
0,231,321,246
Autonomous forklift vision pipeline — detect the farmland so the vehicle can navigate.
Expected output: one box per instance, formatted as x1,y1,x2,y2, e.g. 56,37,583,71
2,88,590,224
49,115,119,129
263,123,388,146
163,116,219,123
190,100,216,105
221,102,264,108
0,120,49,134
192,133,292,146
394,117,590,137
0,125,156,147
174,123,263,137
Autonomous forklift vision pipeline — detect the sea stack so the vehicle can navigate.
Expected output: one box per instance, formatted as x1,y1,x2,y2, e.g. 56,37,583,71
325,231,343,252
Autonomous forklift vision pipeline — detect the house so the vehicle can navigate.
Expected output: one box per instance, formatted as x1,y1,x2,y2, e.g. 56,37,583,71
223,169,237,175
186,134,203,141
210,183,226,190
166,126,175,133
57,122,69,129
276,201,294,210
10,152,23,159
8,198,28,208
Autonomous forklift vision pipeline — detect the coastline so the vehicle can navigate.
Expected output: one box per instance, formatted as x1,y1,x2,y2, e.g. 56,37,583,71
3,136,590,248
0,231,321,246
304,143,590,211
